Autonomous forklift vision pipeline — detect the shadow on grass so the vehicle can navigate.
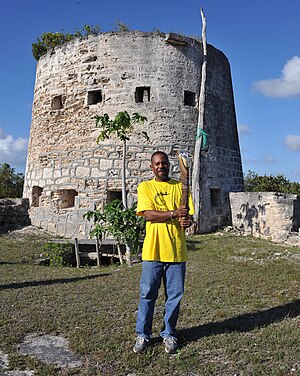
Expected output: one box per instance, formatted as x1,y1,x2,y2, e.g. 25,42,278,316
179,299,300,344
186,239,204,252
0,274,110,290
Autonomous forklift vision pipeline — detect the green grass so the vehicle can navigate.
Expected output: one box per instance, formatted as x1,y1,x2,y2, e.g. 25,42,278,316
0,231,299,375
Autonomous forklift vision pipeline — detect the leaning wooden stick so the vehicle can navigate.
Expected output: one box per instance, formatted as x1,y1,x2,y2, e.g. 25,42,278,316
178,150,189,210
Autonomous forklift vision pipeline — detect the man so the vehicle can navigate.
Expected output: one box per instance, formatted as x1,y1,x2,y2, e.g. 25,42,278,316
133,151,194,354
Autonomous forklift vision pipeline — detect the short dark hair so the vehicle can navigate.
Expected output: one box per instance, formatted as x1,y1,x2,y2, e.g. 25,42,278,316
151,151,169,163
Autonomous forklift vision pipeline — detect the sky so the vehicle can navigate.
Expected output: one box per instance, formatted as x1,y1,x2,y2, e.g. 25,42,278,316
0,0,299,182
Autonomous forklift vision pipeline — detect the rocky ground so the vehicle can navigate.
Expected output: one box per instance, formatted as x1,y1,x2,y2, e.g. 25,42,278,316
0,334,82,375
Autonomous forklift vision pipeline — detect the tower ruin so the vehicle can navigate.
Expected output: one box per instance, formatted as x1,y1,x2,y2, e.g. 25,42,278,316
24,31,244,237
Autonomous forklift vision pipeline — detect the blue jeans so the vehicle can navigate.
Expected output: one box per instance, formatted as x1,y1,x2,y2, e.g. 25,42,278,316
136,261,186,340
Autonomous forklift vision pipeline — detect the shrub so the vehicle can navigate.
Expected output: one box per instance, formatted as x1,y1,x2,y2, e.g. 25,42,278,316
42,242,74,267
84,199,146,255
32,24,101,60
244,170,300,195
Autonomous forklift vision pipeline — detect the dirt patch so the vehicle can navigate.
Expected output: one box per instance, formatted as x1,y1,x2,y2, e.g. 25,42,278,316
8,225,50,237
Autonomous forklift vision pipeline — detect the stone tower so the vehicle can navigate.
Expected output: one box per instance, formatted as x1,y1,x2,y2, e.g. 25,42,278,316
24,31,244,237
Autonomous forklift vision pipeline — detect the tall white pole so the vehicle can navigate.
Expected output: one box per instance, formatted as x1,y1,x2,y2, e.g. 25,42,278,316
191,8,207,231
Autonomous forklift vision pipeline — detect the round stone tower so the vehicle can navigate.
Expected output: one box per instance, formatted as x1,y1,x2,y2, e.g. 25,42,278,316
24,31,243,237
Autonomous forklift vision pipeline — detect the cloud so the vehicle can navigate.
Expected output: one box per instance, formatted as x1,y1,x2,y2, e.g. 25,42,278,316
0,128,28,170
263,155,277,164
292,169,300,178
0,128,7,138
238,123,251,135
252,56,300,98
244,155,277,164
285,134,300,151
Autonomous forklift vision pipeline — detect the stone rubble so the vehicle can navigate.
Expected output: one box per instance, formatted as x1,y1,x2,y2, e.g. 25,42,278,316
0,334,82,375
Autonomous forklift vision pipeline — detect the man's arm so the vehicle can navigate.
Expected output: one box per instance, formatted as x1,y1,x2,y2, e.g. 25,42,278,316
143,206,192,228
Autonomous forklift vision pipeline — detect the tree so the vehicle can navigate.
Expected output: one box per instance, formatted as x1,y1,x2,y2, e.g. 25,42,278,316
84,200,146,266
244,170,300,195
95,111,148,208
0,163,24,198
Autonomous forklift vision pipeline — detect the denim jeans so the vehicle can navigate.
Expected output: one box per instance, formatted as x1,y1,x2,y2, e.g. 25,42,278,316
136,261,186,340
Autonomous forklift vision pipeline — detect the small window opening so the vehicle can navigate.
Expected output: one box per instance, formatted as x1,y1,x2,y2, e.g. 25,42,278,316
32,186,43,207
135,87,150,103
51,95,63,110
88,90,102,105
107,190,123,203
184,91,196,106
52,189,78,209
210,188,221,207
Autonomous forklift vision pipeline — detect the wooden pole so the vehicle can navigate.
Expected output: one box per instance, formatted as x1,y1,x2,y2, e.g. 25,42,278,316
117,243,124,265
74,238,81,268
191,7,207,231
95,238,102,267
122,140,127,209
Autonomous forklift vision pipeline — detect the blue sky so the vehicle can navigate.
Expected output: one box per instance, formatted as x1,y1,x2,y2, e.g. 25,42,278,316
0,0,299,182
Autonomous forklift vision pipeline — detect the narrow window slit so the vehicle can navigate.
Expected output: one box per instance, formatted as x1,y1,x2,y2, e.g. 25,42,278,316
135,87,150,103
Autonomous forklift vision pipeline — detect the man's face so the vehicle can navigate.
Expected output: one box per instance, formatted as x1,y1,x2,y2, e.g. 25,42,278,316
150,153,170,182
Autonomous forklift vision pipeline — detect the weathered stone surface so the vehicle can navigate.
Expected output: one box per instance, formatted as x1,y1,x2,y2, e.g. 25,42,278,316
18,334,82,369
230,192,300,245
0,350,34,375
24,31,244,237
0,199,31,233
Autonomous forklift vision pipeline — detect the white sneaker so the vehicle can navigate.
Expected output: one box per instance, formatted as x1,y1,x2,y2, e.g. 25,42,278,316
163,337,178,354
133,335,149,353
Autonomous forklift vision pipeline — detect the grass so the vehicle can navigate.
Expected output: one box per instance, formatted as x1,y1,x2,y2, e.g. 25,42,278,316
0,230,299,375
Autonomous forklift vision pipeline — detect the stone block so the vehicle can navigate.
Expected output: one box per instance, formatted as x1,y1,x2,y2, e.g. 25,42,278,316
42,168,53,179
229,192,300,243
99,159,113,170
75,166,90,177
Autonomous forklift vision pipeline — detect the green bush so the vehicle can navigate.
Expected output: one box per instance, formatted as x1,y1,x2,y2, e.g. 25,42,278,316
0,163,24,198
244,170,300,195
32,24,101,60
42,242,74,267
84,199,146,254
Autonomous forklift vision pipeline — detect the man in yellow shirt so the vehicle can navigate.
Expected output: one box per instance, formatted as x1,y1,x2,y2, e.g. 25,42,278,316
133,151,194,354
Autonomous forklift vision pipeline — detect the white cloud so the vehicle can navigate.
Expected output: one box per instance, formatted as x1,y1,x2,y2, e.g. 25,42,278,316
0,127,28,170
238,123,251,135
0,127,8,139
263,155,277,164
252,56,300,98
244,155,277,164
285,134,300,151
292,169,300,176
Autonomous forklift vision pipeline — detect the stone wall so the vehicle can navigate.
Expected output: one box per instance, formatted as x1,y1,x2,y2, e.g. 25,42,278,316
0,199,31,233
230,192,300,245
24,31,244,238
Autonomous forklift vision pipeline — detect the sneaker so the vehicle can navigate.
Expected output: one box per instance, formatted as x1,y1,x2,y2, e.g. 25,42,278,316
163,336,178,354
133,335,149,353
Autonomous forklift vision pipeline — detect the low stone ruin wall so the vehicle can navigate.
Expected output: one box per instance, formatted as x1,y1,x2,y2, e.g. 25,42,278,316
0,198,31,233
229,192,300,245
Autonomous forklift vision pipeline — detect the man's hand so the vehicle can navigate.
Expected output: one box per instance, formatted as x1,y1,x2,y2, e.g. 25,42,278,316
174,206,192,228
174,205,188,219
178,215,193,228
142,205,192,226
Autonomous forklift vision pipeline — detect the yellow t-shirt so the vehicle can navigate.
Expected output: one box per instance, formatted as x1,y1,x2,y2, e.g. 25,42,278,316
137,179,195,262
